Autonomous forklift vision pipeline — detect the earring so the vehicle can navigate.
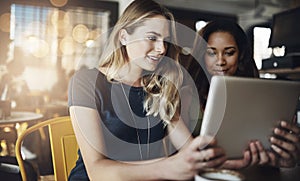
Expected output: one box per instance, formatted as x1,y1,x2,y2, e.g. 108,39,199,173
121,40,126,46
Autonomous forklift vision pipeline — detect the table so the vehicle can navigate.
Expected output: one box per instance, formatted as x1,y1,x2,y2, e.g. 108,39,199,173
0,111,43,124
240,165,300,181
194,166,300,181
0,111,43,155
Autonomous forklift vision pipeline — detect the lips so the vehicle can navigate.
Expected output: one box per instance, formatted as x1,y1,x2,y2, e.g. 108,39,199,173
147,55,162,63
213,69,229,75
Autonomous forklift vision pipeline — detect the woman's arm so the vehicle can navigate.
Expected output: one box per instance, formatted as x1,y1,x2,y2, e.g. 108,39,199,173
70,106,226,180
166,113,227,174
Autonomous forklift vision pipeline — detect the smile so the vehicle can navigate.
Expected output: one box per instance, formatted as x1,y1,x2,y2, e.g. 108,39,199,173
214,69,228,75
147,55,161,63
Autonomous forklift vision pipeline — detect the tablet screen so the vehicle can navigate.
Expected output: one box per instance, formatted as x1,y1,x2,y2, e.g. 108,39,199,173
200,76,300,159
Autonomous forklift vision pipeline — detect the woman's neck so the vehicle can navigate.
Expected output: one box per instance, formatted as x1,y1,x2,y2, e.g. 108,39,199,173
99,64,143,87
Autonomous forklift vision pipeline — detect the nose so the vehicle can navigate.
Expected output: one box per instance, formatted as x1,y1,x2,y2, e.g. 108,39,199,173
155,40,166,54
216,53,226,66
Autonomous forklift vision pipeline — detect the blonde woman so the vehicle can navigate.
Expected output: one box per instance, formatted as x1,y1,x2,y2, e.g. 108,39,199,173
68,0,226,180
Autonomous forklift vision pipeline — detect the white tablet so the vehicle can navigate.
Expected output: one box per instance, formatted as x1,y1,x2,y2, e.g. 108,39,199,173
200,76,300,159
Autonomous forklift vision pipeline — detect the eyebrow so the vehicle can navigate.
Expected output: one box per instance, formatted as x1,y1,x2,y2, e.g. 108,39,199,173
207,46,237,50
146,31,170,39
146,31,162,36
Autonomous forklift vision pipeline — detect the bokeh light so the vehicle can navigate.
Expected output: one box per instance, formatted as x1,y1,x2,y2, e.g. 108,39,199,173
50,0,68,7
59,37,75,55
50,10,71,37
26,36,50,58
72,24,89,43
0,13,11,33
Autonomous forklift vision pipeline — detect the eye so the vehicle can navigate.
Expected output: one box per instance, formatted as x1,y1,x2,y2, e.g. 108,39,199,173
147,35,157,41
206,50,216,57
224,51,235,56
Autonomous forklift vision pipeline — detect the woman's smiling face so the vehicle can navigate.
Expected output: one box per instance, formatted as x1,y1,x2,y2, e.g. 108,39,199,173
120,15,170,72
204,31,239,76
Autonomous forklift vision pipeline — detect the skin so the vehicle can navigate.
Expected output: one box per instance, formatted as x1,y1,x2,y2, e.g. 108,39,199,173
204,31,300,169
70,15,227,181
118,16,169,86
204,32,238,76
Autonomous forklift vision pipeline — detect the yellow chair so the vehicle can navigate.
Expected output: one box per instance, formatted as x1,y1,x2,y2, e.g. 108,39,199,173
15,116,78,181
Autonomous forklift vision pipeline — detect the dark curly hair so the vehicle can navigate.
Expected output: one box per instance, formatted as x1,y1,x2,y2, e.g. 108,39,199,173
191,19,259,109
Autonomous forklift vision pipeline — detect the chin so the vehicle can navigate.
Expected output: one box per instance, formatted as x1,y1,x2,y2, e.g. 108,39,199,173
143,66,156,72
213,72,226,76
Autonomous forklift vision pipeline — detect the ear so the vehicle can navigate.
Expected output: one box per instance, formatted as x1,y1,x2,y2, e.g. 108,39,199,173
119,29,128,46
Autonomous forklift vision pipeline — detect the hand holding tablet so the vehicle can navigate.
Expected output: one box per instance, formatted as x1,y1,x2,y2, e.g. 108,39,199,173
200,76,300,159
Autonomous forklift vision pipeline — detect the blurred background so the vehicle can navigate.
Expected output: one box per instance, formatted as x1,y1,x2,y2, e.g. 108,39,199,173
0,0,300,179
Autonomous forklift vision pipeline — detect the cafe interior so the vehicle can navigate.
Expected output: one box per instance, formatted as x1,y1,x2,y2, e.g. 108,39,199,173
0,0,300,180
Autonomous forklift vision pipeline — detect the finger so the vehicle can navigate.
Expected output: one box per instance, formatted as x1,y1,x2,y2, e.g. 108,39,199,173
274,127,299,143
221,151,251,169
270,136,296,153
267,152,277,167
280,121,300,135
249,142,259,165
197,155,227,169
197,147,225,162
255,141,269,165
271,144,291,159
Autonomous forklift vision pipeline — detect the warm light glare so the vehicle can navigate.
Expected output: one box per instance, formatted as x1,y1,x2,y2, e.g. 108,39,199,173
85,39,95,47
11,100,17,109
8,4,109,92
50,10,70,37
51,10,70,25
89,29,101,40
26,36,39,51
24,21,43,35
0,140,8,156
72,24,89,43
0,13,11,32
23,67,57,91
50,0,68,7
26,36,50,58
3,127,12,132
60,37,75,55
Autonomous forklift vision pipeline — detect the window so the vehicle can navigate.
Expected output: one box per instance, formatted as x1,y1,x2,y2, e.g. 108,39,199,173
9,4,109,91
253,27,272,69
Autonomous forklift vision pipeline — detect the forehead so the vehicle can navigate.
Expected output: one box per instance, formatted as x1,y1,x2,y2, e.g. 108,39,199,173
134,15,170,37
207,32,237,48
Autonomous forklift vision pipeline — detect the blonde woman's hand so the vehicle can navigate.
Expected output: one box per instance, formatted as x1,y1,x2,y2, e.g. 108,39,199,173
165,136,226,180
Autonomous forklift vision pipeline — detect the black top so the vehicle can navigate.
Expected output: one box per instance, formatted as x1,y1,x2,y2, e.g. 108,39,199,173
68,68,166,180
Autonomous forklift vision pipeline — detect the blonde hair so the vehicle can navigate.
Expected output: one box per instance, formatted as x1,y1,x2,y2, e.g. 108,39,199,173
99,0,183,125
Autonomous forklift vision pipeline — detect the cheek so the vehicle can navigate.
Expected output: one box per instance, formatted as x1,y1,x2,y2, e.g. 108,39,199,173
126,42,149,60
228,66,238,75
227,58,239,74
204,64,214,76
227,56,239,67
204,57,214,70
